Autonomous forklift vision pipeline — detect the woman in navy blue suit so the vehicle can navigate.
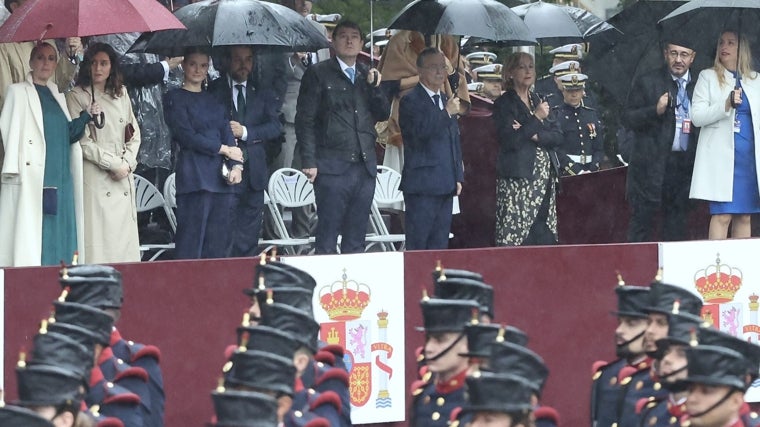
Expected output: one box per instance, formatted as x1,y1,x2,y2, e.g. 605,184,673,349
164,47,243,259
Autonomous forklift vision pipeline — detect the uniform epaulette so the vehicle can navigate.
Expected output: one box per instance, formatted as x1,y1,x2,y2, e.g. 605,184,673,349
315,367,349,388
449,406,462,423
314,350,336,366
534,405,560,425
224,344,237,360
113,366,149,383
304,418,330,427
410,378,428,396
618,365,639,385
102,391,141,406
308,390,342,413
591,360,609,376
418,364,430,380
319,343,345,359
636,396,657,414
96,416,125,427
131,343,161,363
415,345,425,364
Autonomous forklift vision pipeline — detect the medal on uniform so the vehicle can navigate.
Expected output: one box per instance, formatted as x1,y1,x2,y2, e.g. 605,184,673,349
587,123,596,139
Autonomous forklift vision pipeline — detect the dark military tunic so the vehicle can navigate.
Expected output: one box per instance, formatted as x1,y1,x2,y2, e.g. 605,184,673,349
552,102,604,175
618,358,664,427
410,368,468,427
591,358,626,427
637,395,684,427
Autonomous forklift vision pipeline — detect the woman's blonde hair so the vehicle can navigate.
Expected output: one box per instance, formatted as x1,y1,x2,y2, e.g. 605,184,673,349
502,52,534,90
714,31,757,87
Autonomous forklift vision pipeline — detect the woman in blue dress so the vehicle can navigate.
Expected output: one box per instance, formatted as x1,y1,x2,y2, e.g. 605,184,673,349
163,47,243,259
691,31,760,239
0,41,99,266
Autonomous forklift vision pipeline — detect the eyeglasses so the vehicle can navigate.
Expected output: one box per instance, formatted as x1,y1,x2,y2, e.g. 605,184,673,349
668,51,693,60
422,65,448,72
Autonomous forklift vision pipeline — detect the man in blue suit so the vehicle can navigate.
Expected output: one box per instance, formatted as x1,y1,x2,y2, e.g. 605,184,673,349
399,47,464,250
209,45,283,256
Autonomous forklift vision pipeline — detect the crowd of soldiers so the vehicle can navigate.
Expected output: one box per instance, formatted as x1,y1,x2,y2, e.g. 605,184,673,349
466,43,605,175
2,252,760,427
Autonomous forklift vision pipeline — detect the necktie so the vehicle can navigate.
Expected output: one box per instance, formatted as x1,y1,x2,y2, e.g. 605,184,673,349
677,78,688,110
432,94,441,110
235,84,246,122
345,67,355,84
676,78,689,151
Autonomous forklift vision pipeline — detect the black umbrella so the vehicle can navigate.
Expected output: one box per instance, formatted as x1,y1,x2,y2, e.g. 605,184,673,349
128,0,330,57
584,0,687,105
511,0,617,46
659,0,760,83
387,0,536,45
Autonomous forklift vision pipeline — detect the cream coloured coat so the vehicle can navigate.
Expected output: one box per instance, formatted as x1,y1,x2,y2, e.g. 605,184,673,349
690,68,760,202
66,86,141,263
0,73,85,267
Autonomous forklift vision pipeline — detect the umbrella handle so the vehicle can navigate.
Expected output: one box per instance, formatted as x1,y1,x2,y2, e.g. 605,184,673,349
93,112,105,129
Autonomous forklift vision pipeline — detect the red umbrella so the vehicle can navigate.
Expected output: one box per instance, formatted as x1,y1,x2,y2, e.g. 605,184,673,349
0,0,186,42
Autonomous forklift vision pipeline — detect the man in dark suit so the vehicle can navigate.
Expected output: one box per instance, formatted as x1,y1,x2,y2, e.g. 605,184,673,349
398,47,464,250
624,40,698,242
295,20,390,254
209,45,282,256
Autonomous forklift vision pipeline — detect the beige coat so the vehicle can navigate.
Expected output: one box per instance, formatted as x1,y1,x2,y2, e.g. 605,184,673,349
690,68,760,202
66,86,141,263
0,74,85,267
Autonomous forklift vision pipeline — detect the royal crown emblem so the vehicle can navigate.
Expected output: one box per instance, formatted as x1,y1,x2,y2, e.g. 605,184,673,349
319,269,371,321
693,254,742,303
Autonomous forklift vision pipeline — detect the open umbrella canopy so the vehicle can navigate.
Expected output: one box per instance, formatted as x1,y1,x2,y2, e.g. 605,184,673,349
387,0,536,45
0,0,185,42
658,0,760,80
511,0,616,45
129,0,330,57
584,0,687,105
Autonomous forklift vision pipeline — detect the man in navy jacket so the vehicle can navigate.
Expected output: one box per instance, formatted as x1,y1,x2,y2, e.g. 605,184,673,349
399,47,464,250
209,45,282,256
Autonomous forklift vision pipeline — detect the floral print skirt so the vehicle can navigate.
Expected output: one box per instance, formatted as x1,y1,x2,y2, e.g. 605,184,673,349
495,149,558,246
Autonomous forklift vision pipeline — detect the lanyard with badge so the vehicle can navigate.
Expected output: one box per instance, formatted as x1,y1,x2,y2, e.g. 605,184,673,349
676,79,691,135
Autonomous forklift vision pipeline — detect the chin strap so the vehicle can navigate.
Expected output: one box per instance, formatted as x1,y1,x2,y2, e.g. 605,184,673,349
426,333,465,362
616,329,646,358
659,365,688,381
687,388,736,419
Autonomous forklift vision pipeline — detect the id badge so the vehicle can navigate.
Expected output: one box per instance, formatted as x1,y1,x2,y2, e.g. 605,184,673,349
682,118,691,134
734,118,741,133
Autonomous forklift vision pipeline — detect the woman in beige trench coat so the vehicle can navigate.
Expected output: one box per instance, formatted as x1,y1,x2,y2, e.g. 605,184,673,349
66,43,141,263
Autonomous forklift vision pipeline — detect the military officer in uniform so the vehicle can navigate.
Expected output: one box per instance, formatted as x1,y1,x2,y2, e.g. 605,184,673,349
535,44,585,106
461,371,535,427
471,64,504,101
411,297,480,427
552,72,604,175
590,277,651,427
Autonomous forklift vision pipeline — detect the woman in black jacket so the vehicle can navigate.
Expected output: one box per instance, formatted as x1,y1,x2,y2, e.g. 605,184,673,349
493,52,562,246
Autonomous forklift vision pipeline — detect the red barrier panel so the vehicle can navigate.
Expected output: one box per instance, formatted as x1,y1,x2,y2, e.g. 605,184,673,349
4,243,658,426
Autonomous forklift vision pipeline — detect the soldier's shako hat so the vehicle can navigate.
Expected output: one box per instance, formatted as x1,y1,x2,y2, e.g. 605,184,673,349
47,321,99,349
548,60,580,77
681,345,748,391
259,302,320,353
224,350,296,396
255,287,314,317
558,73,588,90
417,298,480,333
644,281,703,317
251,261,317,295
31,330,94,380
59,265,123,309
52,301,114,346
611,284,650,318
459,324,529,358
16,364,84,407
550,43,584,60
0,404,55,427
211,389,279,427
698,326,760,381
431,268,484,284
653,312,703,359
235,325,300,360
488,341,549,395
434,277,494,319
473,64,503,81
461,371,534,415
465,51,497,67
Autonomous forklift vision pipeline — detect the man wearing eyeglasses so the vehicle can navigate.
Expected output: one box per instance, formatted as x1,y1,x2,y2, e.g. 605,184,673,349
624,39,699,243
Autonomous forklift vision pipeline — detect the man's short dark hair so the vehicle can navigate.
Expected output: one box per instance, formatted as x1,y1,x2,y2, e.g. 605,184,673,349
333,20,362,38
417,47,443,68
5,0,17,12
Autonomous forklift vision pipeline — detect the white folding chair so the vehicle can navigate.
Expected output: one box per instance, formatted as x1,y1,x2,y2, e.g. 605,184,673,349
162,173,177,233
134,174,175,261
266,168,315,254
365,166,406,251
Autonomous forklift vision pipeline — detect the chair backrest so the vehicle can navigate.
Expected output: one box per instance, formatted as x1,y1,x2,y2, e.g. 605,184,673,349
162,173,177,232
134,174,167,212
374,165,404,204
268,168,315,208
